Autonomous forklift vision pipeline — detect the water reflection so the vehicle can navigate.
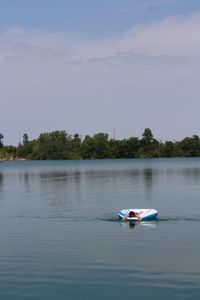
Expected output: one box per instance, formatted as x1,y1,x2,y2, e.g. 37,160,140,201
0,172,4,201
38,171,83,210
120,220,157,229
128,221,137,229
14,167,161,212
1,160,200,219
18,172,35,194
181,167,200,184
143,168,154,190
0,173,3,187
165,167,200,185
80,168,158,194
1,160,200,300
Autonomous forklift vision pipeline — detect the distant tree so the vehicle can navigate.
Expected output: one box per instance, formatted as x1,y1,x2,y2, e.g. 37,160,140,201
141,128,154,145
69,133,82,159
82,135,96,159
81,133,111,159
139,128,160,157
178,135,200,157
0,132,4,148
92,133,111,158
3,145,17,159
162,141,174,157
191,135,200,156
108,139,124,158
23,133,29,145
35,130,73,159
73,133,81,143
125,137,140,158
3,128,200,160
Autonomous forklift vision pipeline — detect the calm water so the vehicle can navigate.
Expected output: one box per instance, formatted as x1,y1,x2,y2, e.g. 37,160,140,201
0,158,200,299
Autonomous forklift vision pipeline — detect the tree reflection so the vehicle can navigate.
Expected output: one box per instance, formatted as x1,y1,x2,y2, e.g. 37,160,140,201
0,172,4,200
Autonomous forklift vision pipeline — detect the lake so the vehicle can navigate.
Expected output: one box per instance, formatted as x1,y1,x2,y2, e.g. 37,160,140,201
0,158,200,299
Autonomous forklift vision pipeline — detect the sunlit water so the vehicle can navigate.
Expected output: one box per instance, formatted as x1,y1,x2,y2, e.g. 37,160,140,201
0,158,200,299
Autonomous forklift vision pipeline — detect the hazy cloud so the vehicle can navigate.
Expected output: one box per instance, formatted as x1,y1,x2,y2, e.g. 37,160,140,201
0,41,68,62
0,13,200,144
87,51,182,68
1,13,200,66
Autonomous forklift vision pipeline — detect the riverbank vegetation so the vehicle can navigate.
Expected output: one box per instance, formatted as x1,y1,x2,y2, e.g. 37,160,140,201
1,128,200,160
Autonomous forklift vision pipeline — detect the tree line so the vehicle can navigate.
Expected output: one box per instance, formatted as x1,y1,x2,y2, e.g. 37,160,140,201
1,128,200,160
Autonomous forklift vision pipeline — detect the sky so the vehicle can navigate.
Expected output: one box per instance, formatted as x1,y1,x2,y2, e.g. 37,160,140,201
0,0,200,145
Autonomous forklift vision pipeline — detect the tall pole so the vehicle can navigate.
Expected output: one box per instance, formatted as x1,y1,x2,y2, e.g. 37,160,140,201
113,128,115,140
19,131,21,145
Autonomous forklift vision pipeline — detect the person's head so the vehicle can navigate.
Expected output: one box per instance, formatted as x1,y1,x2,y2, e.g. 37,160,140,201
129,211,135,217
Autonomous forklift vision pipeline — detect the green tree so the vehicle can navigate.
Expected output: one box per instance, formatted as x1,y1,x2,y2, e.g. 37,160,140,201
125,137,140,158
82,133,111,159
108,139,121,158
82,135,96,159
141,128,154,145
92,133,111,158
178,135,200,157
161,141,174,157
23,133,29,145
34,130,73,159
0,132,4,148
69,133,82,159
139,128,160,157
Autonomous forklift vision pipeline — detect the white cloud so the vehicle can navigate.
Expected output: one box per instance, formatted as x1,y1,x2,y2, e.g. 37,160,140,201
0,14,200,144
1,13,200,65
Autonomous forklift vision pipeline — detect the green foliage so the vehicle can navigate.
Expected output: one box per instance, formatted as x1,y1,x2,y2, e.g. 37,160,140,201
92,133,111,158
0,132,3,148
112,137,140,158
0,145,16,160
161,141,174,157
1,129,200,160
139,128,160,157
178,135,200,157
23,133,29,145
33,131,73,160
81,135,95,159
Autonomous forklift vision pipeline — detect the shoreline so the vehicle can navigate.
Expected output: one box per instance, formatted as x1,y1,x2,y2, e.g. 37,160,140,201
0,158,27,162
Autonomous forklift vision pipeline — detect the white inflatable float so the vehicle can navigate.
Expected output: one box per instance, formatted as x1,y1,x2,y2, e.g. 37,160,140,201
118,209,158,221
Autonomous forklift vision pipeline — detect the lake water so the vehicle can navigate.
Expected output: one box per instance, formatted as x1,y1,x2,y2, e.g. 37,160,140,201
0,158,200,299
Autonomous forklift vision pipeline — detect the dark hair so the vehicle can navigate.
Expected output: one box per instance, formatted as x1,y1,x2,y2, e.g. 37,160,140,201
129,211,135,217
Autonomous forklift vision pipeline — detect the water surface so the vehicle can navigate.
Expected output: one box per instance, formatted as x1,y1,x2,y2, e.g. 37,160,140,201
0,158,200,299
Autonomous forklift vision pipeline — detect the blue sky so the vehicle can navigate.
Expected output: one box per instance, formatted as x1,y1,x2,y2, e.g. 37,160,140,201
1,0,200,145
1,0,200,36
